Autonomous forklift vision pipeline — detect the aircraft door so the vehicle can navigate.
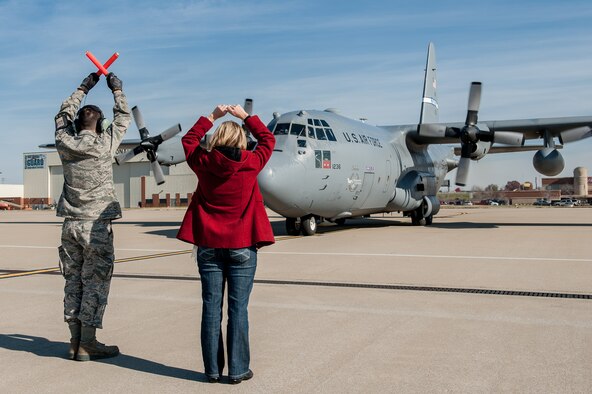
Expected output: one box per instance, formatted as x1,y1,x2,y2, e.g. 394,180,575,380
351,172,374,210
383,160,391,193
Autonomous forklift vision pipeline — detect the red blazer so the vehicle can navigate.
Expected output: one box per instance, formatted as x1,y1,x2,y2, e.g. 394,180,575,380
176,115,276,248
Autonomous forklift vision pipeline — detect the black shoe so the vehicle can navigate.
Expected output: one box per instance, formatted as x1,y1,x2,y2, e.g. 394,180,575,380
230,370,253,384
207,376,220,383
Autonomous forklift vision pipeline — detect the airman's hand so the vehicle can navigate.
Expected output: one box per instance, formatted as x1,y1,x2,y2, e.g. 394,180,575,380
79,73,99,94
107,73,123,92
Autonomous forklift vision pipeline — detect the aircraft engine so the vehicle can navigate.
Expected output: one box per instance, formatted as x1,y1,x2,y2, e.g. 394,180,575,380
455,83,523,186
114,106,182,185
468,139,492,161
532,148,565,176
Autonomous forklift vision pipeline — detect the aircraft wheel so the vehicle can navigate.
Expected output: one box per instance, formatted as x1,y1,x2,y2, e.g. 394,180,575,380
301,215,317,235
410,209,425,226
425,215,433,225
335,218,346,226
286,218,301,236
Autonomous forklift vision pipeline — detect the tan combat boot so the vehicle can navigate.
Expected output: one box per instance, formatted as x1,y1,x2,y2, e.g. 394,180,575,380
68,338,80,360
76,325,119,361
67,320,81,360
76,339,120,361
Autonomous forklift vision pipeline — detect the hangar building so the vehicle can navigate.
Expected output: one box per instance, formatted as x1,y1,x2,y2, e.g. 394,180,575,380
23,150,196,209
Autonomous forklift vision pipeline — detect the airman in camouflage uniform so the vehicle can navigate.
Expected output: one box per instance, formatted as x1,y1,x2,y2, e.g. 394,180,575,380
55,72,130,361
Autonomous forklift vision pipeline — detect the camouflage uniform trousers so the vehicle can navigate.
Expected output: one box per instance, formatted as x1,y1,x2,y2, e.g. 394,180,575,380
59,219,114,328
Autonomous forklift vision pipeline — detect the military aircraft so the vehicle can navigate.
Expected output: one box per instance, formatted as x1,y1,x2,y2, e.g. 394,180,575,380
256,43,592,235
41,43,592,236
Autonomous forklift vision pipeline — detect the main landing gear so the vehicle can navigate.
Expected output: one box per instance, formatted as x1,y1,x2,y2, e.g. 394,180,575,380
408,202,434,226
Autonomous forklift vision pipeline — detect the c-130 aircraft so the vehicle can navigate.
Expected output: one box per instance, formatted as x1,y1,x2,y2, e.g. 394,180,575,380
46,43,590,235
256,42,592,235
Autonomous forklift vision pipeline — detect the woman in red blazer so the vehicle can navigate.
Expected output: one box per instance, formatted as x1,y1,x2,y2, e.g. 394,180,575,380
177,104,275,384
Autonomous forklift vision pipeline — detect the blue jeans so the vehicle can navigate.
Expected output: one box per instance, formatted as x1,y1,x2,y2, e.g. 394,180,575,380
197,246,257,380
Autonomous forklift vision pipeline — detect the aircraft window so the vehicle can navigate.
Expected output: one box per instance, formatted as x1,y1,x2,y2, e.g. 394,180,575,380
320,120,330,127
313,119,322,127
274,123,290,135
297,140,307,148
315,150,322,168
267,119,277,132
307,126,316,139
325,128,337,141
291,124,305,136
316,127,327,140
307,119,313,125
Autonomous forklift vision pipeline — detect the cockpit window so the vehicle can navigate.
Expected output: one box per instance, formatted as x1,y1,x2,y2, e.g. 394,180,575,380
302,119,338,142
290,124,305,136
325,128,336,141
316,127,327,140
267,119,277,133
274,123,290,135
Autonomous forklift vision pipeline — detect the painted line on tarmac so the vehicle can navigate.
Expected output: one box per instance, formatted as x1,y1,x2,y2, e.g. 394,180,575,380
0,250,192,279
16,271,588,300
0,245,185,252
0,235,296,280
259,251,592,263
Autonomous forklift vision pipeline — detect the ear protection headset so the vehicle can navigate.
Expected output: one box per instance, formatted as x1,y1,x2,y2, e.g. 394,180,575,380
74,105,111,133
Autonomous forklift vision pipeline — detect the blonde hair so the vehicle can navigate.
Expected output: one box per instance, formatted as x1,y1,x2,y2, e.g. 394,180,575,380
207,121,247,151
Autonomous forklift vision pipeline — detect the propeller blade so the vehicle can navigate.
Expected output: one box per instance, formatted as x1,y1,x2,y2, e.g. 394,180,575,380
114,145,144,165
132,106,150,140
494,131,525,146
455,156,471,186
467,82,482,112
131,106,146,130
159,124,183,142
466,82,481,125
151,160,165,185
244,98,253,115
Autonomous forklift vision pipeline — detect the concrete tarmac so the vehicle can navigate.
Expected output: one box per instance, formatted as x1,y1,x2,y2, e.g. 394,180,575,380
0,206,591,393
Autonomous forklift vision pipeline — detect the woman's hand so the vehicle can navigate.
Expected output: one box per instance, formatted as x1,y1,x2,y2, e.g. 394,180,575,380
227,104,249,120
207,105,228,123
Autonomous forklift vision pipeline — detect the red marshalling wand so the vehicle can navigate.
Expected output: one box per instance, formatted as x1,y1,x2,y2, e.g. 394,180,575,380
85,51,119,76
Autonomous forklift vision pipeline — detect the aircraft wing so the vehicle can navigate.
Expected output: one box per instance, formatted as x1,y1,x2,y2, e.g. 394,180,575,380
454,144,562,156
39,139,143,150
412,115,592,145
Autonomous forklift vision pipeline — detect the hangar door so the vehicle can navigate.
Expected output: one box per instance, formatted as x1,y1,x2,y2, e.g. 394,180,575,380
50,166,64,205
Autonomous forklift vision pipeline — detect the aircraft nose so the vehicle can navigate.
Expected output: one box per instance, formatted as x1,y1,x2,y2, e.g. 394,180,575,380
257,156,306,217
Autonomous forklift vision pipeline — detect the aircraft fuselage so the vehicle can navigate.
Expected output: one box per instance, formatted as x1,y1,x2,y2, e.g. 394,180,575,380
257,110,453,223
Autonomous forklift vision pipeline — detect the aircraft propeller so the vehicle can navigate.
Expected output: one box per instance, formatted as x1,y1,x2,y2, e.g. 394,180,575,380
455,82,524,186
114,106,182,185
242,98,259,151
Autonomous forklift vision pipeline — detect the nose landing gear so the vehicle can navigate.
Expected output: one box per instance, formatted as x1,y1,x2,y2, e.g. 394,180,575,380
286,215,318,236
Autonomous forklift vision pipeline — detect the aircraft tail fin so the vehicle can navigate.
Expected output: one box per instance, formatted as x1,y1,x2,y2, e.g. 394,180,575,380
419,42,439,124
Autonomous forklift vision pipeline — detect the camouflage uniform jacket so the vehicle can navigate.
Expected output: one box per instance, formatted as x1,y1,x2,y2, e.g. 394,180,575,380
55,89,131,219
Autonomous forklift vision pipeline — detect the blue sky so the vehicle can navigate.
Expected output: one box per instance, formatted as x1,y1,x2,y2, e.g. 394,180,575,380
1,0,591,188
